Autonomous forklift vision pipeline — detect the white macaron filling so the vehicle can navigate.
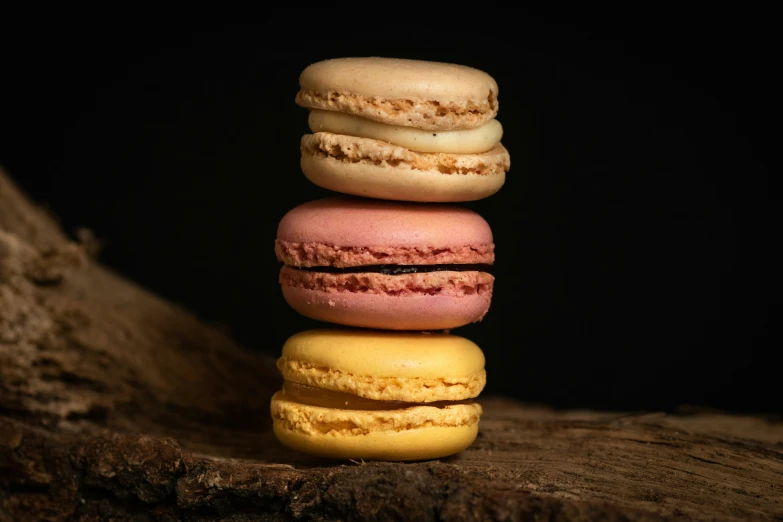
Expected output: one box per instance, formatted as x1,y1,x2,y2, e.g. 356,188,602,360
308,109,503,154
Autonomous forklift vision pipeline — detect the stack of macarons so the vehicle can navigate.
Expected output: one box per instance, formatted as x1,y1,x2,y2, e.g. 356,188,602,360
271,57,509,461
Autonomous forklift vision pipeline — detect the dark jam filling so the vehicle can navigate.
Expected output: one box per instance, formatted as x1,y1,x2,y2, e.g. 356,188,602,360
283,381,473,411
295,264,493,275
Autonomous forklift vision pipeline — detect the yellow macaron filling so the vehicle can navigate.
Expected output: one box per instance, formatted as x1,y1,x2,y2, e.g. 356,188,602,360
282,380,473,411
308,109,503,154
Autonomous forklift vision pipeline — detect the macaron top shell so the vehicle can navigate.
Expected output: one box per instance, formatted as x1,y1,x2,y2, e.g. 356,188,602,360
282,329,485,379
299,57,498,106
296,57,498,130
276,197,493,248
277,329,487,402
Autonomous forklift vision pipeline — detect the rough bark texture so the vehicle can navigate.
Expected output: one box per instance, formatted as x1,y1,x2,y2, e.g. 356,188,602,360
1,168,781,521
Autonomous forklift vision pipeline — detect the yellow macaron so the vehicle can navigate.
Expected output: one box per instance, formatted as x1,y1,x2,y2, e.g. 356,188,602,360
270,329,486,461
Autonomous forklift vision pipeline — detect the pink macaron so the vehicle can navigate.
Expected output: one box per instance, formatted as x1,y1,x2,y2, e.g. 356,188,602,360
275,197,495,331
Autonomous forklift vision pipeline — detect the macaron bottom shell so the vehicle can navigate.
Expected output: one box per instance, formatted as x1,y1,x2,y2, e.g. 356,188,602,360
301,135,507,203
271,392,481,461
282,285,492,331
273,420,478,461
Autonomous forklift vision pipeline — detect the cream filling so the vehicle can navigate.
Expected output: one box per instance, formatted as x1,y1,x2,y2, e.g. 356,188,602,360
308,109,503,154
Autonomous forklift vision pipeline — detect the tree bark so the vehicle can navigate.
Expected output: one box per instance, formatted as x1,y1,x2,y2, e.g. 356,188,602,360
1,168,781,521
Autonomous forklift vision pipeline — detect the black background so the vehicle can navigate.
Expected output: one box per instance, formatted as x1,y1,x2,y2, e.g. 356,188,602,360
1,11,777,414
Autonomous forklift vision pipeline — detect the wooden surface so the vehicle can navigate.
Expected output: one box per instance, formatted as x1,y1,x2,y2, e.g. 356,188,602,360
1,168,782,521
